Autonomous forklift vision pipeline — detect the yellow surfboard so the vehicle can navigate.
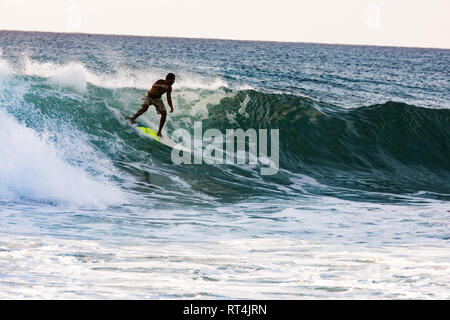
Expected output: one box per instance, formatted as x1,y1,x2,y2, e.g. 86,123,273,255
122,113,191,153
136,124,160,142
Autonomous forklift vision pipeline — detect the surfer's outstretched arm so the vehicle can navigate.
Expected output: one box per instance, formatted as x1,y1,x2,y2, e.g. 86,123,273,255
167,90,174,113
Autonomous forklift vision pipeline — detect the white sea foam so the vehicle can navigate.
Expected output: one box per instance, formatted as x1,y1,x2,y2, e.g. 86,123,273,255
0,110,124,208
0,60,12,75
0,52,13,75
236,83,255,91
48,64,87,93
21,56,230,91
0,233,448,299
22,57,88,93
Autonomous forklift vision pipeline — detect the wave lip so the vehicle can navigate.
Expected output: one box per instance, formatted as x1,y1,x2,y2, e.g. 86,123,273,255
204,91,450,193
20,56,231,91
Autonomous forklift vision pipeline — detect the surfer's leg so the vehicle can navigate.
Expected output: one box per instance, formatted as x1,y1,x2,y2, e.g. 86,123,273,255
130,104,149,123
130,95,151,124
157,111,167,137
153,99,167,137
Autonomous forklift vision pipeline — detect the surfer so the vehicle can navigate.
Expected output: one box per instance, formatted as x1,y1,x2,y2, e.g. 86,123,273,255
125,73,175,137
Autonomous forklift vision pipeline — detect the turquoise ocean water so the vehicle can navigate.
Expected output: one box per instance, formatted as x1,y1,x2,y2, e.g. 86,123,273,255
0,31,449,298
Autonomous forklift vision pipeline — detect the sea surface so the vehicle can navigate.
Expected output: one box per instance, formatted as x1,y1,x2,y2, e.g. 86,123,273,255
0,31,449,299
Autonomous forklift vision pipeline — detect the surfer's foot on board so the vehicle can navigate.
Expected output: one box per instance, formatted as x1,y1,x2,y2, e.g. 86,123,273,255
157,131,162,137
123,114,136,124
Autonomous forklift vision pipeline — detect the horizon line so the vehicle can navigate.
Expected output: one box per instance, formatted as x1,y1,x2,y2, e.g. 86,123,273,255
1,29,449,51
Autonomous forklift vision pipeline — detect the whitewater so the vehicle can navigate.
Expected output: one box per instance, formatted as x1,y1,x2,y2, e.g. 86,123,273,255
0,31,449,299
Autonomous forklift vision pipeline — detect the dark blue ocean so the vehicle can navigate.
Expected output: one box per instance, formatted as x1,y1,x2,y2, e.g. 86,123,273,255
0,31,449,298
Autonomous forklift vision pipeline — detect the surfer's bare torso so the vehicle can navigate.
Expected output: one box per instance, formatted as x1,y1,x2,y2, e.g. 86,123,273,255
148,79,172,99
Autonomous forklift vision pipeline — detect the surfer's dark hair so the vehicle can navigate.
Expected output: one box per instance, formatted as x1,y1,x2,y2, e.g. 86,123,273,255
166,73,175,80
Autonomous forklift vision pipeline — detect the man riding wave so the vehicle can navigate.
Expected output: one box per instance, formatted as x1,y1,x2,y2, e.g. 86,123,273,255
125,73,175,137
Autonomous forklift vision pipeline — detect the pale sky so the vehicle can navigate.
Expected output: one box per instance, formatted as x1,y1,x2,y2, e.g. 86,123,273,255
1,0,449,49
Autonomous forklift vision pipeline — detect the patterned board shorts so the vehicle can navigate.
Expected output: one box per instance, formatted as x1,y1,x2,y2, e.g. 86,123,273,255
142,94,166,114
